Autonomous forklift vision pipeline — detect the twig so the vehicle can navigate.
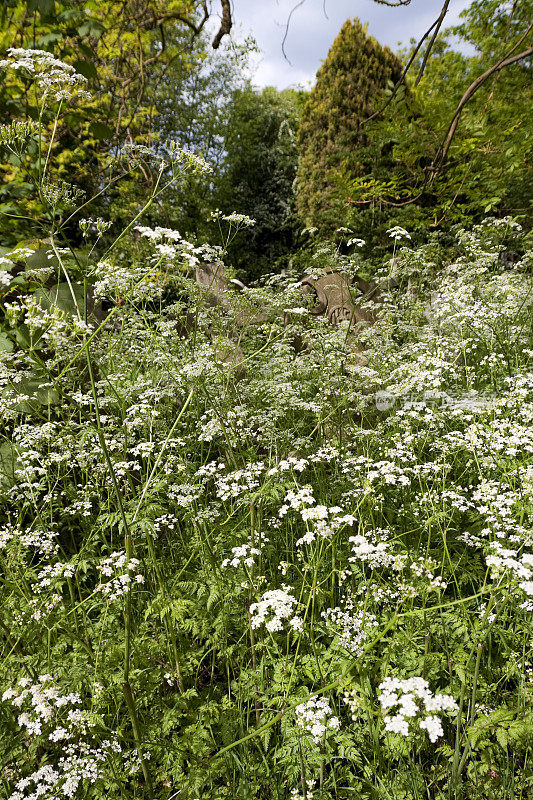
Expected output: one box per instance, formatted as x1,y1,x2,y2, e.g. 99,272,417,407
414,0,451,86
282,0,307,62
372,0,411,5
364,10,444,124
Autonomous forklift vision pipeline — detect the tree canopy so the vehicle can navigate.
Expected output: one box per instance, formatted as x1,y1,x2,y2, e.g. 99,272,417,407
0,1,235,244
296,18,404,233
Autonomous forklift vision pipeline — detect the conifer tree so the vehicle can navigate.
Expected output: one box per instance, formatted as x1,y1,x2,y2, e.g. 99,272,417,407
297,18,403,231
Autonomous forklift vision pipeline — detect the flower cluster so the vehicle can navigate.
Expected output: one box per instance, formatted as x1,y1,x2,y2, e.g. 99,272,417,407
0,526,59,556
7,741,120,800
378,677,458,742
249,586,302,632
323,599,378,655
387,226,411,241
278,487,356,546
215,462,266,501
295,696,340,744
79,217,113,238
348,529,395,569
135,224,221,268
97,551,145,601
290,779,317,800
2,677,121,800
0,119,38,148
0,48,90,103
222,538,268,570
485,542,533,605
0,263,13,286
209,209,256,227
42,179,86,210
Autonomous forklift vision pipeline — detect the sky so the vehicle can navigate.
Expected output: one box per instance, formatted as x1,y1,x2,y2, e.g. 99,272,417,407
230,0,472,89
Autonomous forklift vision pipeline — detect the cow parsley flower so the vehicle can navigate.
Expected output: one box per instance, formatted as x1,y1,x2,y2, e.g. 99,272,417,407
295,696,340,743
387,226,411,241
290,779,317,800
222,541,265,569
210,209,256,227
378,677,457,742
249,586,300,632
0,48,90,103
323,599,378,655
97,551,144,601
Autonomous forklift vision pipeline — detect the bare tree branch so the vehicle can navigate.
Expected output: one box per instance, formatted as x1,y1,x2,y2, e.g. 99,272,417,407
282,0,307,62
144,3,210,37
212,0,232,49
353,23,533,214
414,0,450,86
363,3,449,124
145,2,231,50
372,0,412,5
282,0,412,62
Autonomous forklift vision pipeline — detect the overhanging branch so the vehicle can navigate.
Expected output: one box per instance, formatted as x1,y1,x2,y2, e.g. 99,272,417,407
414,0,450,86
212,0,232,49
432,25,533,174
364,0,451,124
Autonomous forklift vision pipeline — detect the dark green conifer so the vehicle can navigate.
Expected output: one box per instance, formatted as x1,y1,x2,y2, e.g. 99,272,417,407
297,18,403,231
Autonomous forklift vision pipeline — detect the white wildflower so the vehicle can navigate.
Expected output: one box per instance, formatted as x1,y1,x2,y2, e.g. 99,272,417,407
295,696,340,744
249,586,299,632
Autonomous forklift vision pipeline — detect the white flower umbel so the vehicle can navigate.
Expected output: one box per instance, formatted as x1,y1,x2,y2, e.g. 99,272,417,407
349,529,395,569
222,537,268,570
2,676,122,799
209,209,256,227
387,226,411,241
290,779,317,800
249,586,300,632
215,461,266,501
378,677,457,743
0,48,90,103
97,551,144,602
295,696,340,744
323,600,378,656
0,526,59,556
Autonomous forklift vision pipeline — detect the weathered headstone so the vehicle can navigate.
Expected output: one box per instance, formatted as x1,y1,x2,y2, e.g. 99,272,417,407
299,271,383,326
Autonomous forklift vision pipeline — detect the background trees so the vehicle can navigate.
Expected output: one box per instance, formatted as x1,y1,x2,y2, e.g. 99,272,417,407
296,18,404,235
1,0,531,259
293,2,532,254
0,1,235,244
214,85,303,279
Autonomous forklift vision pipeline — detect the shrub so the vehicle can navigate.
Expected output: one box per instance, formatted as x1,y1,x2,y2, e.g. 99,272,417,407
297,18,403,234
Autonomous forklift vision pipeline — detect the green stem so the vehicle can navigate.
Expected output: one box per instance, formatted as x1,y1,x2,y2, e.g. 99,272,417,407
132,387,195,523
123,681,154,797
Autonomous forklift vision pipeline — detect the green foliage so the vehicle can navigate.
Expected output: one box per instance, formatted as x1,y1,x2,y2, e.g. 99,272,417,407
101,27,248,239
1,6,533,799
296,18,404,234
295,2,532,256
215,85,304,280
335,1,533,249
2,196,533,798
0,1,222,244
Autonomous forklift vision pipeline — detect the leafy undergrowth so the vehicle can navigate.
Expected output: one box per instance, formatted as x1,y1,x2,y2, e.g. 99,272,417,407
1,213,533,800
